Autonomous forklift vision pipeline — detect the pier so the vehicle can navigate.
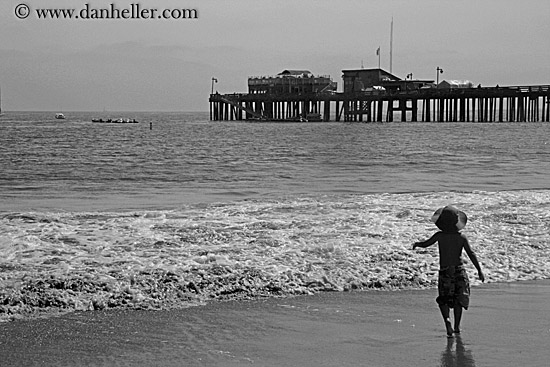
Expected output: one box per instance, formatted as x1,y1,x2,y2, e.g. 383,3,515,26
209,69,550,123
210,85,550,123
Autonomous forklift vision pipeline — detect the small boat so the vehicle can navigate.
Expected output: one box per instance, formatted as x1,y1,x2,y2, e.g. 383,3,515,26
55,113,66,119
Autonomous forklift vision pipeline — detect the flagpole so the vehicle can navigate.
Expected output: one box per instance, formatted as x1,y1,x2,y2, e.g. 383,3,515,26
390,17,393,74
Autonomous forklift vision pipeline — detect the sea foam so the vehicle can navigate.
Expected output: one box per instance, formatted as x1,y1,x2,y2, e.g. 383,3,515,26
1,190,549,321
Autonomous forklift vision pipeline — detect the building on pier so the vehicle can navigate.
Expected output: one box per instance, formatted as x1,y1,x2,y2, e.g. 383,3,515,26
342,68,436,93
248,70,337,95
342,68,401,92
438,80,475,89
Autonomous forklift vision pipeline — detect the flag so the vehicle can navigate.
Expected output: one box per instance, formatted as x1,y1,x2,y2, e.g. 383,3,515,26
376,47,380,56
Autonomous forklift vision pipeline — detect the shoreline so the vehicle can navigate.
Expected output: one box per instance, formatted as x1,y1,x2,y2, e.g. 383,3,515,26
0,279,548,366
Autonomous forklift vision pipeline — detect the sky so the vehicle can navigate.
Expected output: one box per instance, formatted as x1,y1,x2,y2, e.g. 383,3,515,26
0,0,548,112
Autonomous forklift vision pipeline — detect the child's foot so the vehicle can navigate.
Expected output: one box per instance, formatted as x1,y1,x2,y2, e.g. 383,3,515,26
444,318,454,337
454,328,461,334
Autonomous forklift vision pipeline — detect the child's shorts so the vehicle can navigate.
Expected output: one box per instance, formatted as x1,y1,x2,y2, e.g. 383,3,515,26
436,265,470,309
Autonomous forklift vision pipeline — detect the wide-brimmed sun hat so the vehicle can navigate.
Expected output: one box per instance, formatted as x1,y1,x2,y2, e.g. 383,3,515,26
431,205,467,232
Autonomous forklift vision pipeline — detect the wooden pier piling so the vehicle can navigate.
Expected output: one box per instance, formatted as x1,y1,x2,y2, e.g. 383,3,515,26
210,85,550,123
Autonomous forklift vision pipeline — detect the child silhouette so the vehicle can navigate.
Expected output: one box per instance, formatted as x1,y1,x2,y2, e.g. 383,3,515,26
413,206,485,337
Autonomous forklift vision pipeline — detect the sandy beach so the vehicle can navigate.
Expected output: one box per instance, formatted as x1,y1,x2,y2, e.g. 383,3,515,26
0,279,548,367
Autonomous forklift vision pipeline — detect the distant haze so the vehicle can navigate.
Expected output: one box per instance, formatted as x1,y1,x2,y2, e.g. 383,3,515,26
1,0,548,112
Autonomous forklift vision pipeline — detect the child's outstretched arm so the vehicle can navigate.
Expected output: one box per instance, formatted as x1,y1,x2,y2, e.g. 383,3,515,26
463,237,485,282
412,233,440,249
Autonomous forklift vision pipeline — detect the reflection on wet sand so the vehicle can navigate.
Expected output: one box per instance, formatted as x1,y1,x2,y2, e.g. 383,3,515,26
441,335,476,367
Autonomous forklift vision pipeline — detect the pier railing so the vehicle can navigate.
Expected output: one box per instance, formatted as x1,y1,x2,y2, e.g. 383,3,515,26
209,85,550,123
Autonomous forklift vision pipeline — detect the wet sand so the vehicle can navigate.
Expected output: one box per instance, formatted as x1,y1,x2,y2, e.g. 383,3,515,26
1,280,549,367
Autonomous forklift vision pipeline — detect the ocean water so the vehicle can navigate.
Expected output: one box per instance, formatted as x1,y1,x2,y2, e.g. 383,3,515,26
1,111,549,320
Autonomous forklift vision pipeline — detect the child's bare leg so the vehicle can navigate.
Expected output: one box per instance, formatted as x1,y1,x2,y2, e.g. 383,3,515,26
438,304,454,337
453,307,463,333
